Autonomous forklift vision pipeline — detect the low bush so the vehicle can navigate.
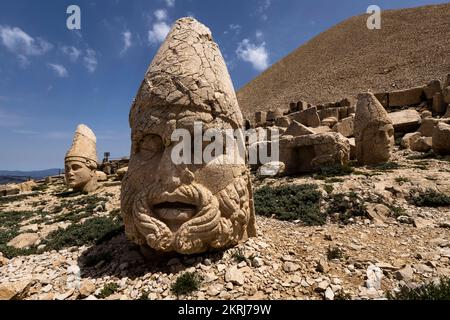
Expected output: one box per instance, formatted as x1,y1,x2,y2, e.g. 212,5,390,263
410,189,450,207
171,272,203,296
387,278,450,300
254,184,324,225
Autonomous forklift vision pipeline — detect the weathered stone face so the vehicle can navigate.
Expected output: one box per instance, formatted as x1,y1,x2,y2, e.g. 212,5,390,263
121,17,255,255
64,124,98,193
354,93,394,165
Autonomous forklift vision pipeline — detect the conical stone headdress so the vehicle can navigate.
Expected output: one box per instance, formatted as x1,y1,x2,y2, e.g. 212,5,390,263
65,124,98,164
129,17,244,130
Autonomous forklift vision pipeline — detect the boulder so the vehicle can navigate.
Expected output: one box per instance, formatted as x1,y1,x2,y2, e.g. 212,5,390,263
96,171,108,181
0,280,35,300
411,136,432,153
0,184,20,197
267,109,284,122
311,126,332,134
279,132,350,175
424,80,442,100
421,110,432,119
7,233,40,249
432,122,450,155
444,86,450,104
444,105,450,119
386,86,425,107
322,117,338,128
289,107,321,127
274,116,291,128
116,167,128,180
256,161,285,177
418,118,439,137
283,120,315,137
332,115,354,137
224,266,245,286
255,111,267,126
433,92,446,114
17,180,37,192
338,107,349,120
318,108,339,121
388,109,421,133
401,132,421,149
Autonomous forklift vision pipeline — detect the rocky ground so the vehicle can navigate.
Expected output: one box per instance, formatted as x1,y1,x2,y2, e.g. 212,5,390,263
1,147,450,300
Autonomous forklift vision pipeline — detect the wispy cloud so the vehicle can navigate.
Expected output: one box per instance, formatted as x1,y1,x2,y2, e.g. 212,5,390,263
0,25,53,67
148,21,170,45
165,0,175,7
120,31,132,56
256,0,271,21
47,63,68,78
61,45,81,62
148,8,171,45
154,9,168,21
225,24,242,36
84,49,98,73
236,39,269,71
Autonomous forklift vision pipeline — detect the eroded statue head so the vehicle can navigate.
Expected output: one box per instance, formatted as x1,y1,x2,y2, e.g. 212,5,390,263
65,124,98,193
354,93,394,165
121,17,256,255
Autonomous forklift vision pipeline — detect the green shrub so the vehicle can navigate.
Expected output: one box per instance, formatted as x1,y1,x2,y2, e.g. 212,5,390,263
83,251,113,267
324,184,334,194
410,189,450,207
232,248,247,263
371,162,402,171
327,192,367,224
327,246,344,261
254,184,324,225
97,283,120,299
334,291,352,300
171,272,203,296
43,216,123,251
395,177,410,184
316,165,354,180
387,278,450,300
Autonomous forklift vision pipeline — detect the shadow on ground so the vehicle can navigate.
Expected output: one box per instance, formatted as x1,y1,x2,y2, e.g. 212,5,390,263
77,233,225,280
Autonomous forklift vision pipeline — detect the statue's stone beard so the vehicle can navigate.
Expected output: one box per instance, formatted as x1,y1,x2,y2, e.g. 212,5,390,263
121,179,251,254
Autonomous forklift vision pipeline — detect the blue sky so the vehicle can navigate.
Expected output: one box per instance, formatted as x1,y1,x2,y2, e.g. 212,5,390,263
0,0,447,170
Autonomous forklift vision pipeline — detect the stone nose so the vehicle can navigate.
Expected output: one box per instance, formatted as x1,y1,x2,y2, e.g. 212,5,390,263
156,147,194,192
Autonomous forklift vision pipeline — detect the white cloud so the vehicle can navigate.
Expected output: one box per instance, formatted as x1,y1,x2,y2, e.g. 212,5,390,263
165,0,175,7
0,25,52,56
84,49,98,73
256,30,263,40
47,63,68,78
148,22,170,44
120,31,132,56
236,39,269,71
61,46,81,62
257,0,271,21
0,25,52,67
154,9,168,21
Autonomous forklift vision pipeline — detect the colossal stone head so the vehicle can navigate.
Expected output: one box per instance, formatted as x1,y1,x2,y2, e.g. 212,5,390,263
354,93,394,165
121,17,256,255
65,124,98,193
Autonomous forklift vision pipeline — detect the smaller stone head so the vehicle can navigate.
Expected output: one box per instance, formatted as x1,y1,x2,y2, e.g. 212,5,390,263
65,124,99,193
354,93,394,165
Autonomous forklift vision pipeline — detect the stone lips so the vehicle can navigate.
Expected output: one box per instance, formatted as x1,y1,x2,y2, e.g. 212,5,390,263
122,17,256,255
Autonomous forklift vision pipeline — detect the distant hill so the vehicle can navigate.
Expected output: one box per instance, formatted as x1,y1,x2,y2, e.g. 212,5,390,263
0,168,62,184
237,3,450,121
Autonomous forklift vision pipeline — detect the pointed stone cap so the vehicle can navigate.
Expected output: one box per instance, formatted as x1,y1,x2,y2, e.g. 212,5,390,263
130,17,244,129
65,124,98,163
354,92,392,134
